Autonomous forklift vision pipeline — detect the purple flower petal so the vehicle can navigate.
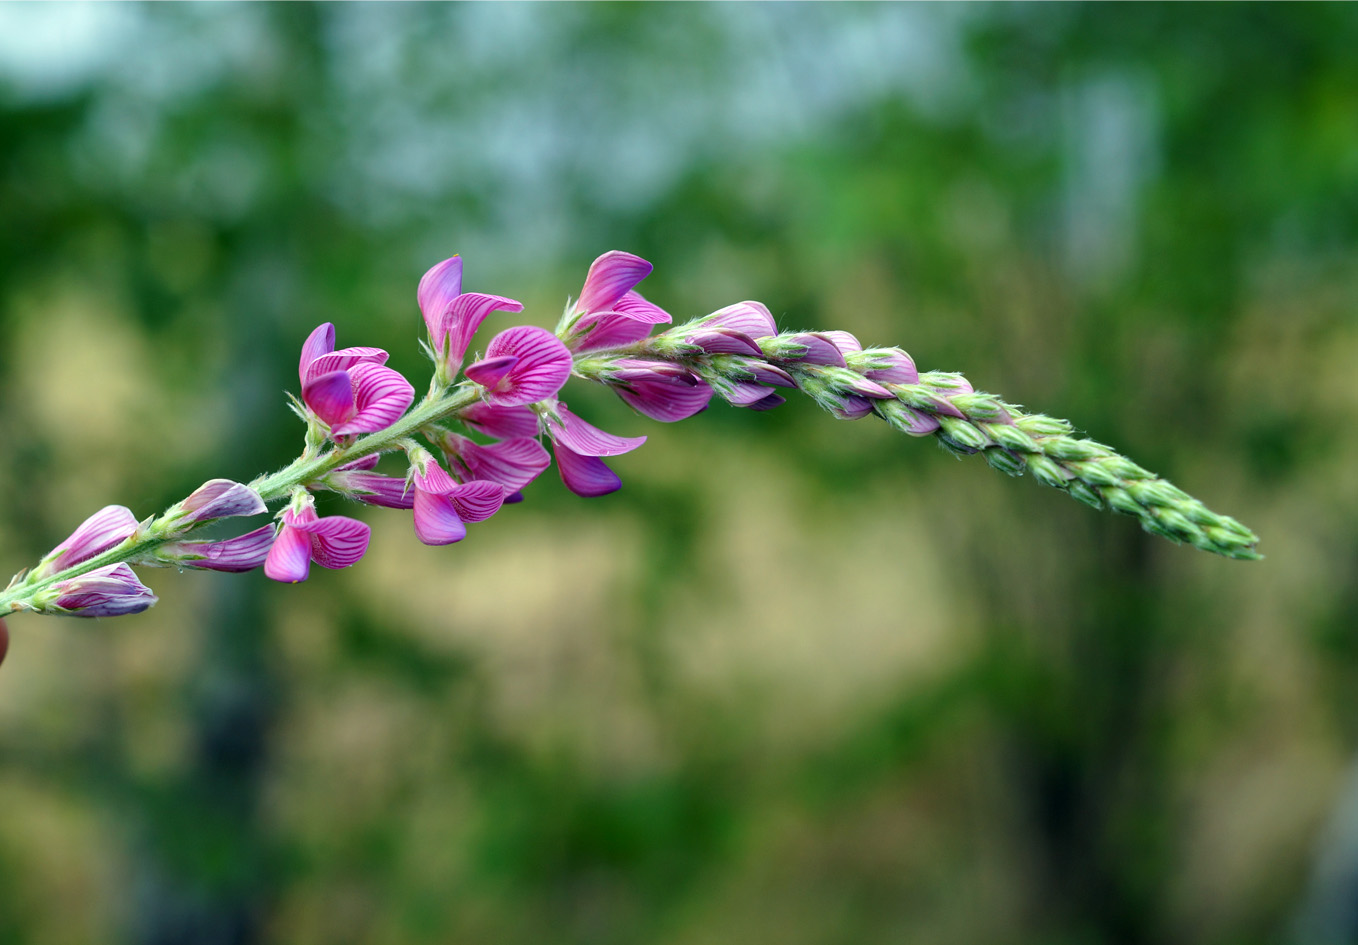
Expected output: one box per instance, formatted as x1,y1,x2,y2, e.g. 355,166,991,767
53,563,157,617
440,292,524,365
323,471,414,509
570,311,664,353
480,325,572,406
50,505,140,570
554,441,623,497
443,434,551,492
412,453,459,495
547,404,646,457
303,370,356,427
862,349,918,385
609,360,714,422
723,381,776,406
413,490,467,545
784,333,846,367
299,323,335,381
745,362,796,388
843,375,895,399
612,290,672,324
822,330,862,355
331,363,414,435
704,301,777,339
180,479,266,523
747,393,787,411
264,524,312,583
830,395,875,420
464,354,520,390
458,403,540,439
448,480,505,523
305,515,372,569
578,251,652,314
339,454,381,471
899,408,941,435
304,346,390,385
687,329,763,356
166,525,276,573
417,255,464,341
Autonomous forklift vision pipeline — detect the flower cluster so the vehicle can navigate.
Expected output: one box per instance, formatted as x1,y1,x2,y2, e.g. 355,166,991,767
1,248,1261,625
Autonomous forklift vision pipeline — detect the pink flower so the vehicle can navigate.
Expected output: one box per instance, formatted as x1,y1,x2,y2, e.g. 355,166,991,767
439,433,551,494
562,251,673,353
172,479,266,525
417,256,524,375
544,402,646,498
601,358,713,422
408,448,506,546
464,326,573,406
156,526,277,573
676,301,779,356
263,497,372,583
34,505,140,578
299,323,414,437
457,403,540,439
49,564,157,617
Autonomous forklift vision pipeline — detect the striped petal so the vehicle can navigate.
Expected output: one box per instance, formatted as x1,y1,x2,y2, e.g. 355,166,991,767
413,490,467,545
686,328,763,356
303,370,356,427
578,251,652,314
612,290,672,325
448,481,505,523
180,479,266,523
304,346,390,384
723,381,776,406
464,355,519,390
570,310,664,353
480,326,572,406
546,404,646,457
332,363,414,435
554,442,623,498
784,333,846,367
703,301,777,339
443,434,551,492
412,452,459,495
417,255,464,340
53,563,157,617
322,471,414,509
745,361,796,388
264,524,312,583
299,322,335,381
609,361,713,422
747,392,787,412
165,525,276,573
822,330,862,355
306,515,371,569
51,505,140,570
458,403,540,439
440,292,524,365
858,349,918,385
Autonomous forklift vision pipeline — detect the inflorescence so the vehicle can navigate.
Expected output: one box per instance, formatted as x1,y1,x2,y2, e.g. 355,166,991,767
0,251,1261,622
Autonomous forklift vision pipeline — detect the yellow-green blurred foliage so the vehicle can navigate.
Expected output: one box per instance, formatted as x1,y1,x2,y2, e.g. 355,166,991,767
1,5,1357,944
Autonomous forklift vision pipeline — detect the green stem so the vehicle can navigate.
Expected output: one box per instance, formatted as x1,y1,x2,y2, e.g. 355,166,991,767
0,385,482,616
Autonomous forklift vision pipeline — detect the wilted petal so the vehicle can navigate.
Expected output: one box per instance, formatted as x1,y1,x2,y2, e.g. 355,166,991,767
303,370,356,427
443,434,551,492
440,292,524,365
687,329,763,356
479,326,572,406
458,403,539,439
53,563,157,617
417,255,464,340
305,515,372,569
304,346,390,384
704,301,777,339
448,481,505,523
464,355,519,389
547,404,646,456
822,330,862,355
50,505,140,570
165,525,276,573
554,441,623,497
180,479,266,523
299,323,335,381
264,524,312,583
578,251,652,313
413,490,467,545
332,363,414,435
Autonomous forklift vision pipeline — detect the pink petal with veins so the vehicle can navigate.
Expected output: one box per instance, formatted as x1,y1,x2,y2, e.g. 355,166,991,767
578,251,652,313
331,363,414,435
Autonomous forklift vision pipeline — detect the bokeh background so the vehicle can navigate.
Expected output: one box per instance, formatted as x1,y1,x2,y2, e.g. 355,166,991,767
1,4,1356,944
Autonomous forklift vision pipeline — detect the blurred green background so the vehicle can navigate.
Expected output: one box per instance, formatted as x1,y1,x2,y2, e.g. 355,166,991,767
1,4,1356,944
